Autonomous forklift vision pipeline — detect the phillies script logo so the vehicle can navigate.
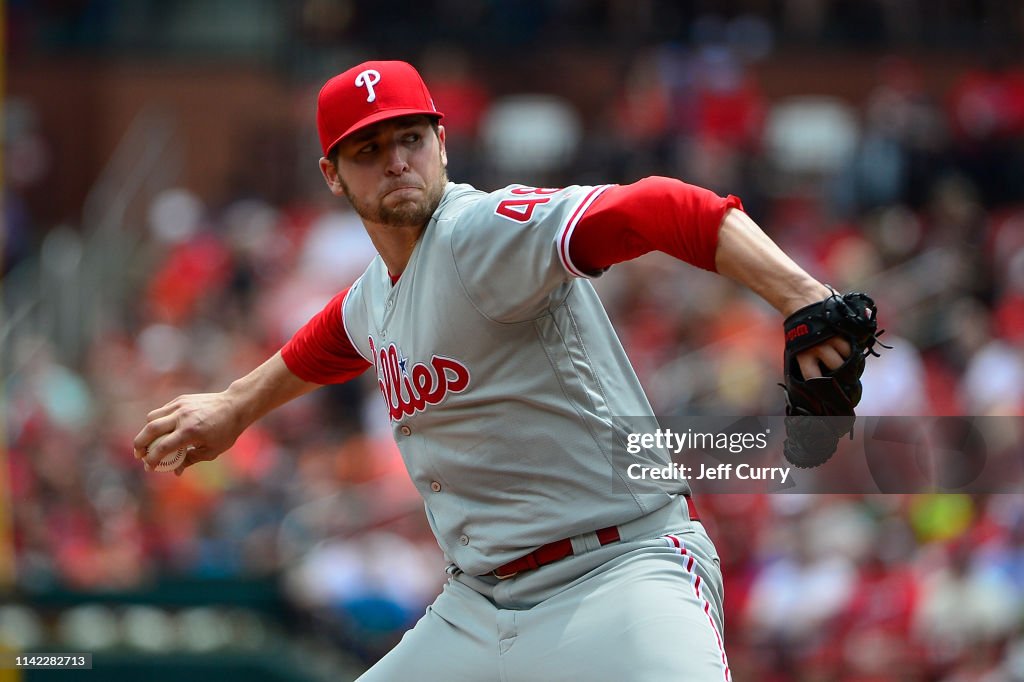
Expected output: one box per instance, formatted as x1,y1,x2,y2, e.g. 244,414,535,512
368,337,471,420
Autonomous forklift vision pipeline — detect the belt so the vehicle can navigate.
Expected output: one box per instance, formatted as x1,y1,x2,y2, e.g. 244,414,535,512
492,496,700,580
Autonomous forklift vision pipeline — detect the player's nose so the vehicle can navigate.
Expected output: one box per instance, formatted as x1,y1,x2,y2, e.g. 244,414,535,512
384,144,410,175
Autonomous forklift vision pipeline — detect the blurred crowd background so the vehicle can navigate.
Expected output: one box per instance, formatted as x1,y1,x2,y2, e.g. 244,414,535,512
4,1,1024,680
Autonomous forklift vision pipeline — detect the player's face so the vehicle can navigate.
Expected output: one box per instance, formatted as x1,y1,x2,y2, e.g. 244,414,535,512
323,116,448,228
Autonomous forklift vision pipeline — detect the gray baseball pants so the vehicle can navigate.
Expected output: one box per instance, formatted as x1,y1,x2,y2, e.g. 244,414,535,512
356,496,729,681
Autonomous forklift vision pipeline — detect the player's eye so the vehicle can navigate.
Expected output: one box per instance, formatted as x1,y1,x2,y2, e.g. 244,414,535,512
358,143,377,155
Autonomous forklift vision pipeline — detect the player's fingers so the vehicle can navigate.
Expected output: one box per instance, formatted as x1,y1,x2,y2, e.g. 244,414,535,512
798,353,822,380
132,416,176,460
146,399,183,421
816,344,846,372
830,337,852,359
142,429,194,469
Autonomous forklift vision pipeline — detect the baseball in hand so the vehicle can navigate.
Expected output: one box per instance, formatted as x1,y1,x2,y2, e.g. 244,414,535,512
146,434,193,472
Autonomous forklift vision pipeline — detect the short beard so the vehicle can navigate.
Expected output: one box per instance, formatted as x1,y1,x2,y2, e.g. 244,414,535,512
340,165,448,228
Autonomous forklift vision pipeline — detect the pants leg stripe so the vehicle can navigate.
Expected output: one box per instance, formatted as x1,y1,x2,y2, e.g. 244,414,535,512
664,534,731,682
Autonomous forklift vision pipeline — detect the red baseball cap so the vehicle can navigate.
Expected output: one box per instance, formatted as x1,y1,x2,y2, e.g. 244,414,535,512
317,60,444,157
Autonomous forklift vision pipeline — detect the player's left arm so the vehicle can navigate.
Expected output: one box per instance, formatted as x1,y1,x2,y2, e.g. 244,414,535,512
570,176,846,378
713,208,848,379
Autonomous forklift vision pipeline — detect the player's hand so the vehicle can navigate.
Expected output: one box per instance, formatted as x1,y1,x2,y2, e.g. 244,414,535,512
795,336,852,380
132,391,245,476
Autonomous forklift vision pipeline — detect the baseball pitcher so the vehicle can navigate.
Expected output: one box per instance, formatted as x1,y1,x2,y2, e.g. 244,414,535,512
135,60,880,681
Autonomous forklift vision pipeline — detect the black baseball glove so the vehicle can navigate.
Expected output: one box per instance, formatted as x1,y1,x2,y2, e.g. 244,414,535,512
780,290,886,468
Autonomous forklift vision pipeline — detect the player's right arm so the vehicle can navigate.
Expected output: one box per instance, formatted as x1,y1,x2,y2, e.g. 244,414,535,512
133,351,321,474
134,287,371,474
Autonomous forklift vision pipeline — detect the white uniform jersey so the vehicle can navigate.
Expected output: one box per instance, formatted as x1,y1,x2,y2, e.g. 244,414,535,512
342,181,689,575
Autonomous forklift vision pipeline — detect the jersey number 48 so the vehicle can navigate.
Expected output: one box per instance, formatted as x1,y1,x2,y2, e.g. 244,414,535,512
495,186,562,222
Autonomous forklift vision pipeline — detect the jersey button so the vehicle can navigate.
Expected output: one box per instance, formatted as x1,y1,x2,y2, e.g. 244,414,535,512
458,535,470,546
386,299,393,308
430,481,442,492
400,425,412,436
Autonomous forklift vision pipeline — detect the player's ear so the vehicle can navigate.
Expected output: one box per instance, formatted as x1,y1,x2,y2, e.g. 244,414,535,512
319,157,346,196
437,124,448,169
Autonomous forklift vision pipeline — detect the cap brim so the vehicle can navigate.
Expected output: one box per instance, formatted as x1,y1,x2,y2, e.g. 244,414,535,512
324,108,444,156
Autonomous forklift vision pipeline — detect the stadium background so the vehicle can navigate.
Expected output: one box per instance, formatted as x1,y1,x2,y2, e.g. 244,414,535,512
4,1,1024,679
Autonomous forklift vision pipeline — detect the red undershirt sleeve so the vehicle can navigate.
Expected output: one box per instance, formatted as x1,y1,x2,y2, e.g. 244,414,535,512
281,287,371,384
567,176,744,275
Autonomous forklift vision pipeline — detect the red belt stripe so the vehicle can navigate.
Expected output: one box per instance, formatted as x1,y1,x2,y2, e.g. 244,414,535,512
492,497,699,579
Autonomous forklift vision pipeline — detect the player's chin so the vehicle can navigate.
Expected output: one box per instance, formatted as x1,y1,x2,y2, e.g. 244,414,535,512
380,201,433,227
